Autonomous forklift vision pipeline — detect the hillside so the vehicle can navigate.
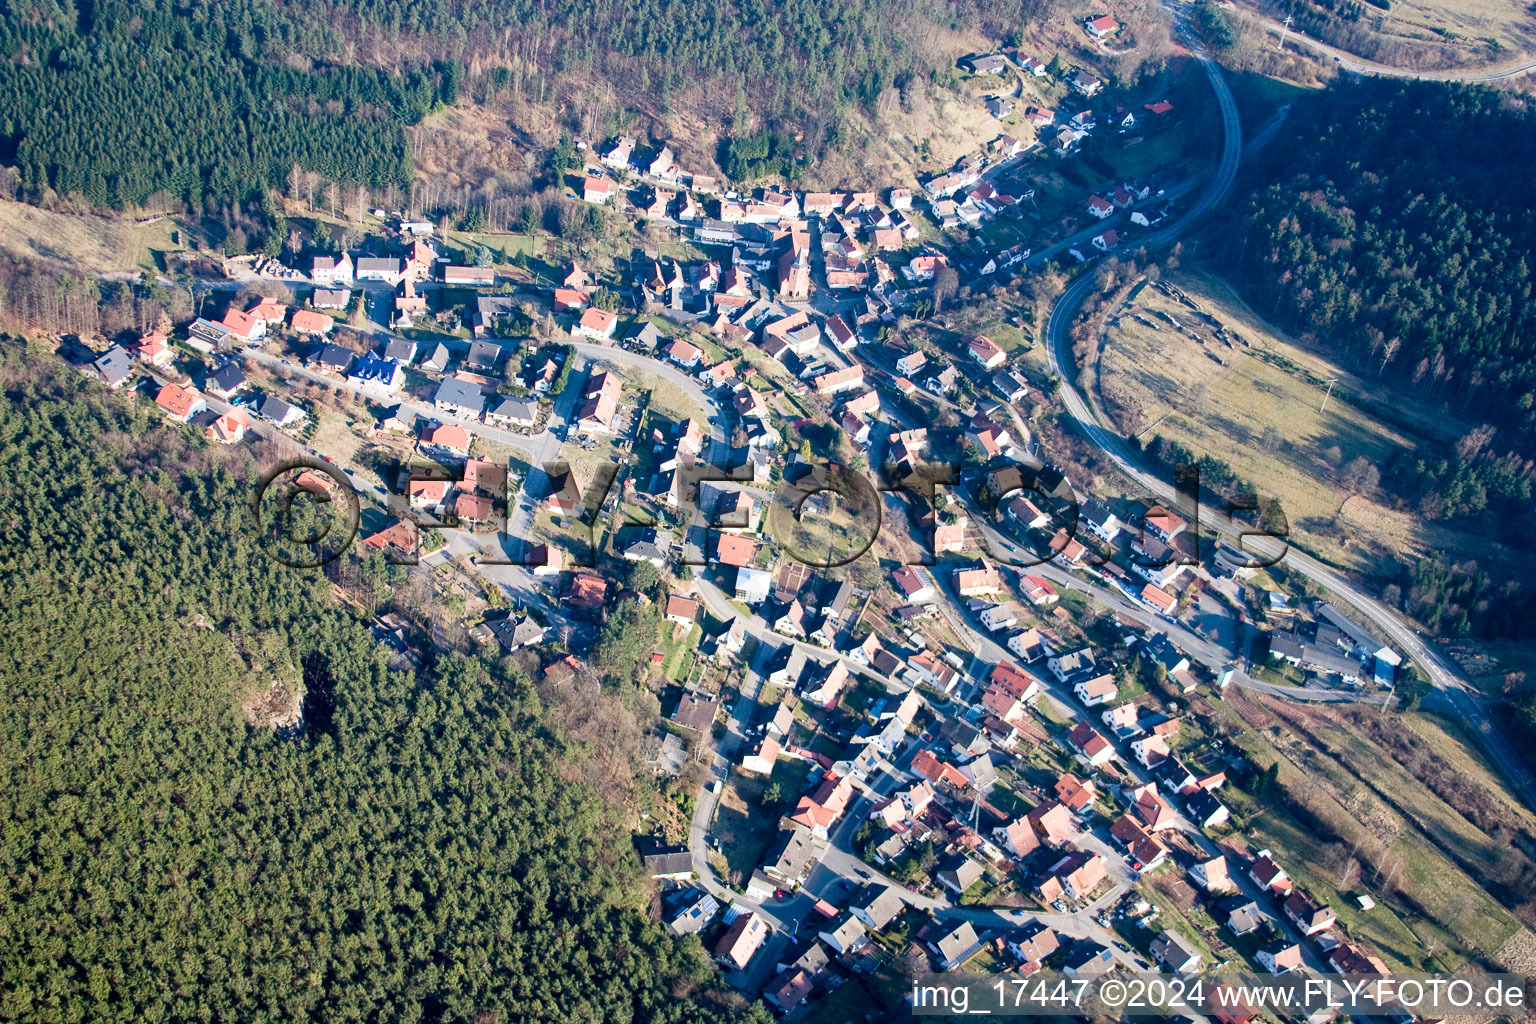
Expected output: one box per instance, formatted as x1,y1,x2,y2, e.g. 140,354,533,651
0,344,767,1024
0,0,1060,211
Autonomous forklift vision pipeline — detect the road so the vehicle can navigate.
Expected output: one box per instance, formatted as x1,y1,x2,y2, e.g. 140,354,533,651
1037,6,1536,809
1231,4,1536,82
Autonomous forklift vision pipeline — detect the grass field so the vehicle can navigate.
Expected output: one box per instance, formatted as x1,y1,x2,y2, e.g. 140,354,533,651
1216,693,1532,971
1094,270,1487,576
0,200,184,273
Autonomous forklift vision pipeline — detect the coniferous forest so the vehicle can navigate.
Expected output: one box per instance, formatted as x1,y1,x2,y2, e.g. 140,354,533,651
0,0,1035,210
0,344,768,1023
1225,80,1536,448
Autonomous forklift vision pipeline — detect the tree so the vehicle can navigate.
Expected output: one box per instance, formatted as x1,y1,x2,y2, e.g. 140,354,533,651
549,133,577,184
1340,456,1380,495
590,596,660,683
932,267,959,311
473,245,493,268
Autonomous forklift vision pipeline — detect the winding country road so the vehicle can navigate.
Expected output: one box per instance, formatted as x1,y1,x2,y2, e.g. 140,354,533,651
1041,5,1536,809
1230,4,1536,82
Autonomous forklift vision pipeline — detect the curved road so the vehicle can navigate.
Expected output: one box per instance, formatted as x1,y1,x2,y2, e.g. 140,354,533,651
1232,5,1536,82
1042,8,1536,809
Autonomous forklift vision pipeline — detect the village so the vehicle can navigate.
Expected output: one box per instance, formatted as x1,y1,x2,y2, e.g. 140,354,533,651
64,23,1427,1022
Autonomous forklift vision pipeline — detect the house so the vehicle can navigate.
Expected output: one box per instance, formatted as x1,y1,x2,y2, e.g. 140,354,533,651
1092,229,1119,252
582,176,613,204
575,371,623,433
1061,941,1115,979
92,346,135,388
930,920,983,970
817,912,868,955
664,888,718,936
487,615,547,652
422,422,471,458
664,595,699,627
665,338,702,369
185,317,232,352
1150,931,1201,974
756,825,821,894
911,749,968,790
812,365,863,395
419,343,451,374
220,308,265,342
1249,855,1292,894
962,53,1009,75
311,252,354,286
763,969,815,1013
432,378,485,420
714,912,768,969
1191,856,1233,893
1186,789,1229,828
801,659,849,708
741,736,780,775
563,573,607,613
1018,801,1075,851
1079,500,1121,542
485,397,537,430
1226,900,1265,937
1055,774,1097,812
1132,734,1170,768
1039,850,1107,901
1066,722,1114,766
1084,14,1120,36
1087,195,1114,219
936,854,988,897
1142,584,1178,615
789,773,854,838
735,566,772,605
442,265,495,287
642,848,694,881
601,136,635,169
154,383,206,423
258,395,305,426
204,408,252,444
355,257,404,284
996,816,1041,860
346,355,404,392
573,307,618,340
895,350,927,376
1049,647,1097,683
1006,923,1060,969
1283,891,1337,935
985,95,1014,119
1019,575,1058,608
849,884,905,931
1258,942,1304,974
968,333,1006,369
1074,674,1117,708
954,565,1002,597
313,288,351,310
892,565,936,603
1145,99,1174,117
1007,627,1049,663
131,331,173,368
1071,71,1104,96
1020,56,1048,77
1110,815,1167,871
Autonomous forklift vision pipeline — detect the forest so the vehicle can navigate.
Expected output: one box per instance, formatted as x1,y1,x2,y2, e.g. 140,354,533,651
0,1,459,210
0,341,767,1023
1220,79,1536,640
1224,80,1536,450
0,0,1044,210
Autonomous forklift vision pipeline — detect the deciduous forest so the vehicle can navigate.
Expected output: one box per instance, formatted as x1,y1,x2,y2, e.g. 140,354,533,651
0,343,767,1023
